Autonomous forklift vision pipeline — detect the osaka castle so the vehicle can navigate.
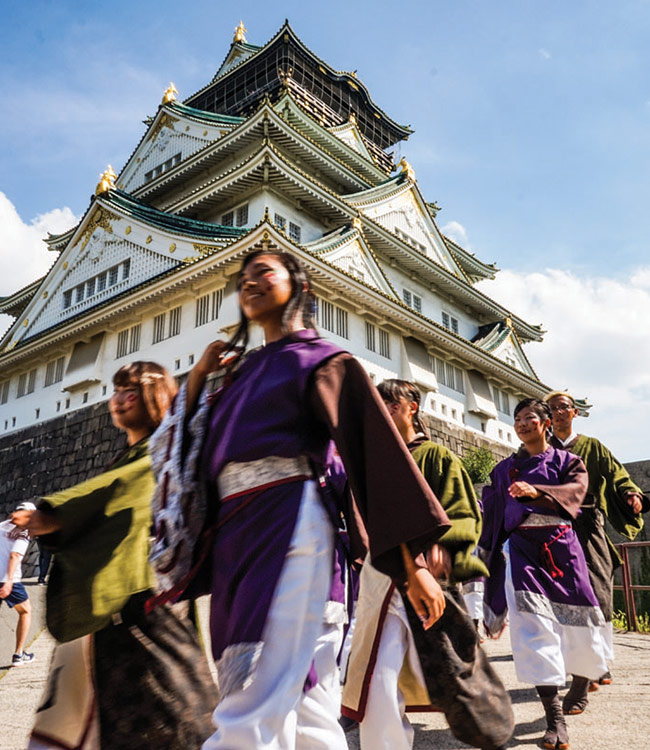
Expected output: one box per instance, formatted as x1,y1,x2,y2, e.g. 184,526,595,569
0,20,547,465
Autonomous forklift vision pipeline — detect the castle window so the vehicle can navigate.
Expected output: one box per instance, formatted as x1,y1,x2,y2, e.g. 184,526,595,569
378,329,390,359
122,259,131,280
44,357,65,387
442,311,459,334
108,266,119,286
221,211,234,227
365,322,376,352
274,213,287,230
431,356,465,393
83,392,89,404
63,290,73,309
289,222,301,243
17,369,37,398
403,288,422,313
236,204,249,227
0,380,10,404
493,387,511,415
97,272,107,292
116,324,141,358
168,306,182,338
152,313,166,344
317,298,348,339
195,289,223,327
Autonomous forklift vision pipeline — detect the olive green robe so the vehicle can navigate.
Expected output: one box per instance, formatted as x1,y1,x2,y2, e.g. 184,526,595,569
40,439,155,642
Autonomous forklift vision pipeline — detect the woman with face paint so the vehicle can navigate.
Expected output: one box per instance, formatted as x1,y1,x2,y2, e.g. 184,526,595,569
148,249,452,750
12,362,218,750
479,398,608,750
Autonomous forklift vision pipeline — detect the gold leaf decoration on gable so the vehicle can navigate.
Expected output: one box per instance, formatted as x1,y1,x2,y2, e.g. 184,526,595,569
147,112,179,142
169,243,176,253
192,243,215,256
42,291,48,298
125,226,131,235
79,207,116,252
146,235,153,244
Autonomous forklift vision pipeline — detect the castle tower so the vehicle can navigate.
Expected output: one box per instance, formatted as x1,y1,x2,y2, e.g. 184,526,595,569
0,21,546,514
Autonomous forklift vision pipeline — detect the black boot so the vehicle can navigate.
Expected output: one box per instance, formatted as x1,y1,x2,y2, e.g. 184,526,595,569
537,686,569,750
562,675,590,715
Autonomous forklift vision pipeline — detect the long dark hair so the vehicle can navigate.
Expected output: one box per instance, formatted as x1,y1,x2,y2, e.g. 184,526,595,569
376,379,429,436
224,249,317,370
113,361,177,430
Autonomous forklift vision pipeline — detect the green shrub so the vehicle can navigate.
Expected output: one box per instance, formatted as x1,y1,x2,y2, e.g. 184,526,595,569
462,446,498,484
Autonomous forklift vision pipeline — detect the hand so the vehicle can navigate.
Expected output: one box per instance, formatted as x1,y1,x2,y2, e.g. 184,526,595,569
508,481,540,499
0,581,12,599
194,339,237,377
626,492,643,515
11,509,61,536
426,544,452,579
406,567,446,630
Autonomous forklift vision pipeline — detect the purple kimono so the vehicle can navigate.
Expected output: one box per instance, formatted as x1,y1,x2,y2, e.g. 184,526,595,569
150,329,450,696
479,446,603,634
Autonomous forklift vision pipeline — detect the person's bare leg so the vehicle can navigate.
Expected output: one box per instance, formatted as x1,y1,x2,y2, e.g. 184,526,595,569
14,599,31,655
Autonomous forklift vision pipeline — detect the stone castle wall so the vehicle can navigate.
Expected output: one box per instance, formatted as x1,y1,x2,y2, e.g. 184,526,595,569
0,403,125,577
0,402,513,577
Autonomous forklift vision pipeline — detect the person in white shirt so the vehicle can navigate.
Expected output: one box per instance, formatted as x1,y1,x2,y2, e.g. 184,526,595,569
0,501,37,666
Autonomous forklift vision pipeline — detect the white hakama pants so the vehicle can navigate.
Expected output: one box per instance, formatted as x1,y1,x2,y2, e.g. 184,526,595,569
203,482,347,750
504,543,608,686
358,589,425,750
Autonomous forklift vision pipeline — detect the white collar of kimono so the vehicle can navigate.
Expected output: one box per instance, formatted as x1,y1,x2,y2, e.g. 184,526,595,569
558,432,578,447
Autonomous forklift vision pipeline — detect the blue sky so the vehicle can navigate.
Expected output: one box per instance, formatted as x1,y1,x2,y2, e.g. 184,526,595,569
2,1,650,460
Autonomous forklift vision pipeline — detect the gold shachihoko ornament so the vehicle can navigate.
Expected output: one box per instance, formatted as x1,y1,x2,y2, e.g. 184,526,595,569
95,165,117,195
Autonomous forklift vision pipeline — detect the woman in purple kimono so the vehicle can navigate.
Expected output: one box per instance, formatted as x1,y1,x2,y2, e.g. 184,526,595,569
479,398,607,750
148,250,451,750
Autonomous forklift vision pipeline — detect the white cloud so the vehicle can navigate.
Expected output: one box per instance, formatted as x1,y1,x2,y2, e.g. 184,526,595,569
0,192,77,334
440,220,472,250
477,267,650,462
539,48,552,60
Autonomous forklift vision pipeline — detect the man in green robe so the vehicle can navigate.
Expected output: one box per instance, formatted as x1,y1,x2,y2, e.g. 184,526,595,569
546,390,649,688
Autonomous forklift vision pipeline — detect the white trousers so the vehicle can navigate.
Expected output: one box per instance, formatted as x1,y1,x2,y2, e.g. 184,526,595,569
203,482,348,750
358,590,419,750
504,544,608,686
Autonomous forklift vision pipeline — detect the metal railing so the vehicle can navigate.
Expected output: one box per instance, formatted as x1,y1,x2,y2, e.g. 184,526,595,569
613,541,650,631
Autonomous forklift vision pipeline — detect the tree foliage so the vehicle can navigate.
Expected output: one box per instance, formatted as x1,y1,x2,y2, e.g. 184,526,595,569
462,446,497,484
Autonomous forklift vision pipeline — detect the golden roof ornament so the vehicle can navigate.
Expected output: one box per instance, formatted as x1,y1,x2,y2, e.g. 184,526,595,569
397,157,416,182
161,82,178,104
234,21,247,43
95,165,117,196
348,112,357,125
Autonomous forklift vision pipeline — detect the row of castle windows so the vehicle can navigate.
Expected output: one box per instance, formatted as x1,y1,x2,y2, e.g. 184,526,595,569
144,153,182,183
63,261,130,310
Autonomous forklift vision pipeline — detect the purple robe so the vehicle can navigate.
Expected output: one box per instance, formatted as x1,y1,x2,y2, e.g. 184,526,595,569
479,446,603,633
199,329,450,665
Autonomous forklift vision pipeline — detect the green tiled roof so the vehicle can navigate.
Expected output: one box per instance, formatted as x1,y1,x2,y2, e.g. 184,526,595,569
168,101,245,125
103,190,248,240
